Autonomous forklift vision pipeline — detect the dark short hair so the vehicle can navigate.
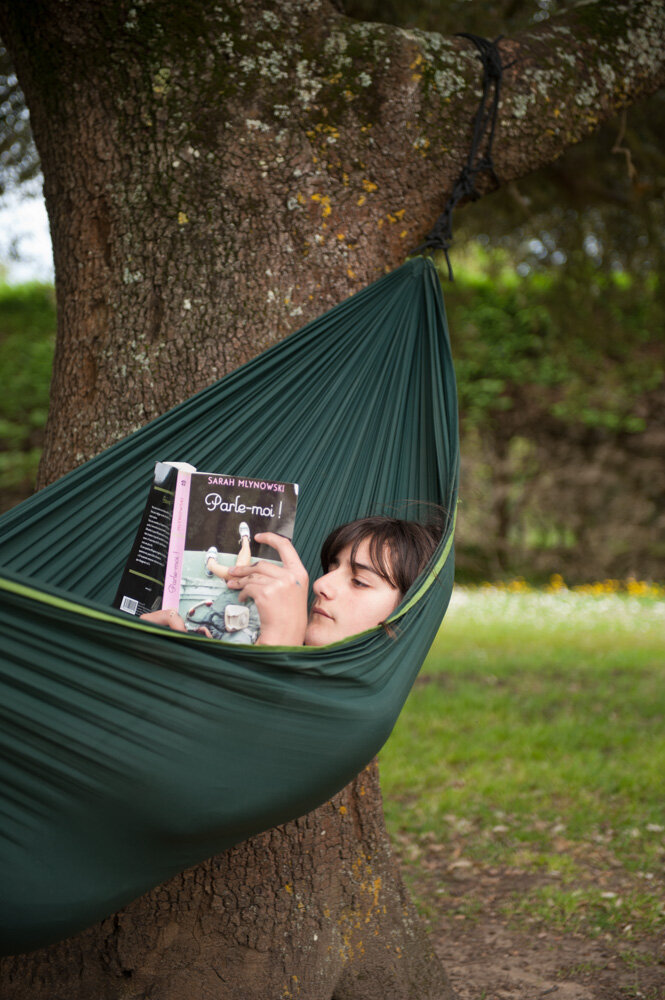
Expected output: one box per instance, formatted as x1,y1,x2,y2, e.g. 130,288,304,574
320,515,442,596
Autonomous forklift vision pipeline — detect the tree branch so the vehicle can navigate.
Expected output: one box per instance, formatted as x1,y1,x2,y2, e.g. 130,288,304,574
280,0,665,249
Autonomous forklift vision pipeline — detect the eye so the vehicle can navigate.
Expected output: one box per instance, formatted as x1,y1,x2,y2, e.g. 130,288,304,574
352,577,369,588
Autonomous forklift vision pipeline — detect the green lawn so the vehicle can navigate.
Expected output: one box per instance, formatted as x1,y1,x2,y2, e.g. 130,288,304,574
379,586,665,938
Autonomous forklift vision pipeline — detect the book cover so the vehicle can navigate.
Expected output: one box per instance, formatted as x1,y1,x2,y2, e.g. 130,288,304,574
161,470,299,644
112,461,196,617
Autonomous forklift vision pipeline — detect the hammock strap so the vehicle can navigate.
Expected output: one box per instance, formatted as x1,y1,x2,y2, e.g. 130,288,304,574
411,33,506,278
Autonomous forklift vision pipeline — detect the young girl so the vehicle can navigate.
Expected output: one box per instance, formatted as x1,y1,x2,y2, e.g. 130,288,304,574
142,516,441,647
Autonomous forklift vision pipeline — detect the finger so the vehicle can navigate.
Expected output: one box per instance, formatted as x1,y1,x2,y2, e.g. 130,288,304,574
231,580,286,605
254,532,307,578
228,561,287,581
228,571,280,594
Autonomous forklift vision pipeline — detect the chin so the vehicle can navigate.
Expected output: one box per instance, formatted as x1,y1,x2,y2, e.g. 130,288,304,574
304,622,333,647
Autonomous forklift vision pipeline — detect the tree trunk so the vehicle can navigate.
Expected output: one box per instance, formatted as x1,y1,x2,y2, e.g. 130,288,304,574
1,763,454,1000
1,0,664,995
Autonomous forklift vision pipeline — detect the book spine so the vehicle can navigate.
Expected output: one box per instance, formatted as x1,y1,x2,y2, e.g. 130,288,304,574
162,471,192,610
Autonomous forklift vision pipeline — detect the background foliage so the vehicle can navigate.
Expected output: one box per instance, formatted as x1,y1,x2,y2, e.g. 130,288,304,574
441,252,665,582
0,282,54,509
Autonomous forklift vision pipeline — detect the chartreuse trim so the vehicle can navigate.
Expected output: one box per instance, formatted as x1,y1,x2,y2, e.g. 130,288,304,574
0,258,458,954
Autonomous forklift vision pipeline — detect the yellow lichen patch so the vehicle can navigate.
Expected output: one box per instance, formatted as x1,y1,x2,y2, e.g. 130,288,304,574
410,53,423,82
362,178,378,192
387,214,396,223
394,208,405,219
372,877,382,908
359,785,365,795
308,122,340,140
339,805,347,814
284,883,294,895
400,230,407,238
346,269,356,280
311,193,332,218
377,219,384,228
327,72,343,84
357,195,366,207
177,212,189,226
296,192,305,204
152,67,171,97
344,89,356,101
337,233,345,240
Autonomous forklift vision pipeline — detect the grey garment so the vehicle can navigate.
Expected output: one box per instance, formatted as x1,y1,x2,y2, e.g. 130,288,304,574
185,589,260,645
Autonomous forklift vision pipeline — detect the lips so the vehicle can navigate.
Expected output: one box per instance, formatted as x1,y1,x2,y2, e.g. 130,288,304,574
311,606,333,621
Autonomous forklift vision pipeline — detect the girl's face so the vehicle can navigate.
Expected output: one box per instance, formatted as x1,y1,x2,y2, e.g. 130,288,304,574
304,538,401,646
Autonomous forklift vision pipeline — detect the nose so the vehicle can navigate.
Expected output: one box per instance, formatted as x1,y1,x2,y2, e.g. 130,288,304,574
313,567,337,599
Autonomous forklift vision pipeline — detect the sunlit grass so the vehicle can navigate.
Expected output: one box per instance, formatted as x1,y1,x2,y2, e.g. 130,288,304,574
379,585,665,936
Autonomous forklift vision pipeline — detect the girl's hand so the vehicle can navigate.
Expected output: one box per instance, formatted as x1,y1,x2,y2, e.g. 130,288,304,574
227,532,308,646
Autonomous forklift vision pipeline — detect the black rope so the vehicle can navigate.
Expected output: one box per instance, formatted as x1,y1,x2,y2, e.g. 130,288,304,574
411,33,506,279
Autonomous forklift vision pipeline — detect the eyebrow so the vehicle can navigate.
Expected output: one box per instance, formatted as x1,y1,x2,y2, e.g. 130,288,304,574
350,559,388,580
352,560,376,573
331,554,380,576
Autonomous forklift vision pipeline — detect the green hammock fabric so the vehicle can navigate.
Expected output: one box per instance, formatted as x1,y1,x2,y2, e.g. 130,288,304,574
0,257,459,956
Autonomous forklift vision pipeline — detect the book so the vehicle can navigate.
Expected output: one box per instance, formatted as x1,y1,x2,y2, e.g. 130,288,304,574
114,463,299,644
113,462,195,618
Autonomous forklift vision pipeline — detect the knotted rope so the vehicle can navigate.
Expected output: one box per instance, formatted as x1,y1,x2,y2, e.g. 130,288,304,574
411,33,506,279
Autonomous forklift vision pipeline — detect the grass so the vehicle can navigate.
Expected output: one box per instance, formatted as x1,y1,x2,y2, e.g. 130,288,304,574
378,585,665,939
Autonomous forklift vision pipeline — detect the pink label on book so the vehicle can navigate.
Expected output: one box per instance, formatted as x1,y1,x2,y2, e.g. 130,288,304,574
162,472,191,610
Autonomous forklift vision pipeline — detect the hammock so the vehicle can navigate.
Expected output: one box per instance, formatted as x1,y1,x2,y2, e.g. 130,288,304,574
0,257,459,956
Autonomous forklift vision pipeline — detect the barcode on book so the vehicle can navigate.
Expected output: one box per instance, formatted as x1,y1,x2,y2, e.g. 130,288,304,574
120,596,139,614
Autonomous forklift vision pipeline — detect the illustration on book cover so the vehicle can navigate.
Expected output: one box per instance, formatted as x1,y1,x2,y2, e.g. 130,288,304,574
114,463,298,645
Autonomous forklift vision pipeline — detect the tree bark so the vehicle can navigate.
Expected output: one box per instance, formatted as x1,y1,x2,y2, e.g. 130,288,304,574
1,0,664,996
